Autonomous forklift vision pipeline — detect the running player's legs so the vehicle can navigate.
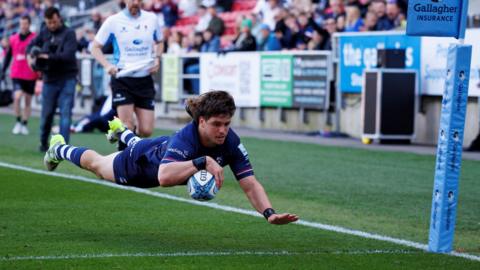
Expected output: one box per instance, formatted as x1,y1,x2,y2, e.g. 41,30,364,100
117,104,135,131
134,107,154,137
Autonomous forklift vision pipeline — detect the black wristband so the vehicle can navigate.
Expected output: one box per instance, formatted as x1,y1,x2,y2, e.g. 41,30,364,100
192,156,207,170
263,208,276,220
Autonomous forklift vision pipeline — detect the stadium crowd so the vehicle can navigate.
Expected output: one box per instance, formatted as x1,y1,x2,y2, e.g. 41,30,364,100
1,0,409,58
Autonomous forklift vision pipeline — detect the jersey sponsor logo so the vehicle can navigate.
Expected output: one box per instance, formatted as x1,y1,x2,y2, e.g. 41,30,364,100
133,39,143,45
238,144,249,159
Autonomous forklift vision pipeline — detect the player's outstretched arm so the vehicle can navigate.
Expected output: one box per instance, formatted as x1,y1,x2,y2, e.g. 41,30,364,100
239,176,299,225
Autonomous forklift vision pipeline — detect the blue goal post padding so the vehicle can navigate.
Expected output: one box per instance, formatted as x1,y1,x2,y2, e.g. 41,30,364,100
428,44,472,253
406,0,469,39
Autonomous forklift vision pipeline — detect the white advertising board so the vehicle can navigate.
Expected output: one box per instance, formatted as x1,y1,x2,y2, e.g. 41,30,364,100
200,52,261,107
421,29,480,96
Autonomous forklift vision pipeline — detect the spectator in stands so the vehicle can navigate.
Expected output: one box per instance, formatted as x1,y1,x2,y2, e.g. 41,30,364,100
250,13,264,44
273,7,288,34
216,0,233,12
357,0,372,17
207,5,225,36
167,31,183,54
295,36,308,51
386,0,405,29
257,24,281,51
1,15,38,136
344,4,363,32
27,7,78,151
178,0,198,17
290,0,313,15
76,27,93,53
281,14,300,49
297,12,315,42
201,28,220,52
322,17,337,50
230,18,256,51
91,10,103,32
192,32,205,52
308,28,329,50
371,0,394,31
202,0,216,7
323,0,344,20
161,0,179,27
195,5,212,32
182,31,201,53
360,10,378,31
253,0,282,30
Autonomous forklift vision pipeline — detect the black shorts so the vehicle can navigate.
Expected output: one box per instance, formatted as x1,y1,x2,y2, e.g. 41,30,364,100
110,76,155,110
12,79,36,95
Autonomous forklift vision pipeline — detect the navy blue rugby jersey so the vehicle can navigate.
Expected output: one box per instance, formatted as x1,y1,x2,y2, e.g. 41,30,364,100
141,122,254,181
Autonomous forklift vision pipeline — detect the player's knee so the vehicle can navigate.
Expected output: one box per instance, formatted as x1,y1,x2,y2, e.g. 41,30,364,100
137,127,153,137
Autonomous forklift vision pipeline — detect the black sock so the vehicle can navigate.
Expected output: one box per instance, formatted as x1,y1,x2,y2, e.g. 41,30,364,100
22,120,28,126
16,116,21,123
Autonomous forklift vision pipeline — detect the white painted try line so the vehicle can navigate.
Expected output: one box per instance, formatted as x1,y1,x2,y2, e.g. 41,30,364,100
0,161,479,262
0,250,418,261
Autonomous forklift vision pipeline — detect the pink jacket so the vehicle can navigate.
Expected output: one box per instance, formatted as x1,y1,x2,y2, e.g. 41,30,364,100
9,32,38,80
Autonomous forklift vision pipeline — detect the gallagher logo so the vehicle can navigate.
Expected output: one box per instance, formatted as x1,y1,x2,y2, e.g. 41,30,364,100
132,39,143,45
413,3,458,14
413,2,458,22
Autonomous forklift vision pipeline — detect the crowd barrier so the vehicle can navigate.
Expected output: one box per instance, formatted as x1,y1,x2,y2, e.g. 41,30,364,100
71,40,478,146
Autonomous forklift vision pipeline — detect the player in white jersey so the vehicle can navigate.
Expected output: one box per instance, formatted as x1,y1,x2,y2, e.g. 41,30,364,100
91,0,162,150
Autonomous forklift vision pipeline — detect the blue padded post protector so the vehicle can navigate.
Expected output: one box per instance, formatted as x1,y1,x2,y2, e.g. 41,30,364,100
406,0,469,39
428,44,472,253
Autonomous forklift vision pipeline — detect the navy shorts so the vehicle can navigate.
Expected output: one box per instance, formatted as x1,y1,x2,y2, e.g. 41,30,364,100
113,136,169,188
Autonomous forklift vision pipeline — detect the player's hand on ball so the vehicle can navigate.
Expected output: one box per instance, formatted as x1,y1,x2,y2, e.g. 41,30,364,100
206,156,224,189
268,213,299,225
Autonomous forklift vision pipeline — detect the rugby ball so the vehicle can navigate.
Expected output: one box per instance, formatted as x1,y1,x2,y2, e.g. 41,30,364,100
187,170,218,201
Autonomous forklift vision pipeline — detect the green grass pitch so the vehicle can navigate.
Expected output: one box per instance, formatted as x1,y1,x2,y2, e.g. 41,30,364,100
0,114,478,269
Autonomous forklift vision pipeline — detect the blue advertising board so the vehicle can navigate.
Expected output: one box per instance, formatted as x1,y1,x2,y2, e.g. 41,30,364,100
338,33,421,93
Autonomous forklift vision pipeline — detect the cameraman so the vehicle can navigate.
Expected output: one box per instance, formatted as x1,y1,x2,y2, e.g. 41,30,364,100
27,7,78,152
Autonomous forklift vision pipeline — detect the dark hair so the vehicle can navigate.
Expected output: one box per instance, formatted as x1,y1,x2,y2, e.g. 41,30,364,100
21,15,31,24
185,91,236,122
44,7,60,19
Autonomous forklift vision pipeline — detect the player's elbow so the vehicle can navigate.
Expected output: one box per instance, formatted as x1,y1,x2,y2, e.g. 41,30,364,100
157,167,176,187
